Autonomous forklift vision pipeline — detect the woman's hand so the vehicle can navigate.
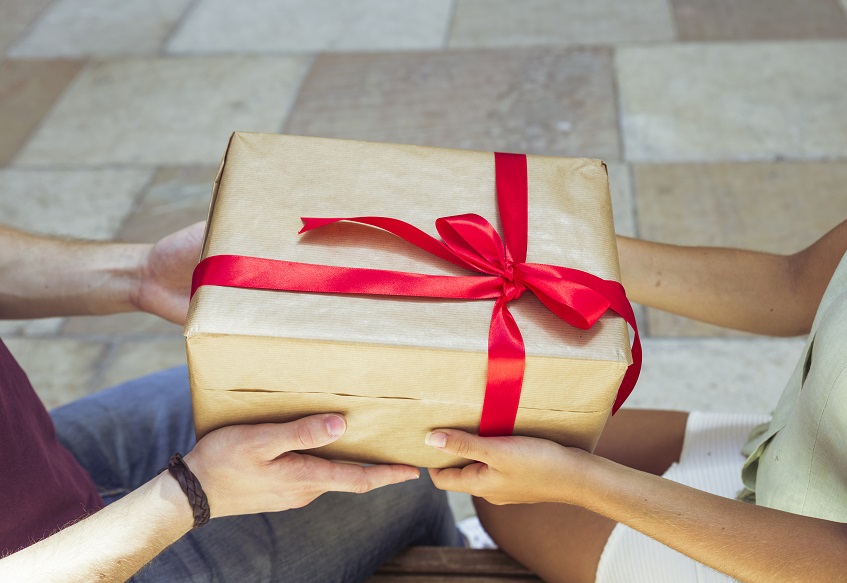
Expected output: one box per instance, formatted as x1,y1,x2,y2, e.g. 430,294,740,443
425,429,591,506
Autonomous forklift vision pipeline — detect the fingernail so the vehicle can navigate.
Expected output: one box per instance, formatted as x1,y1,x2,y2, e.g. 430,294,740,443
406,473,420,482
326,415,346,437
425,431,447,449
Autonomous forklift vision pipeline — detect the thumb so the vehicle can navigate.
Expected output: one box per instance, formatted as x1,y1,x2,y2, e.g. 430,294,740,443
425,429,495,464
254,414,347,458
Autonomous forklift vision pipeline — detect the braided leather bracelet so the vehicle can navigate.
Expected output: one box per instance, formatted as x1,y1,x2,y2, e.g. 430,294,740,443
159,453,210,529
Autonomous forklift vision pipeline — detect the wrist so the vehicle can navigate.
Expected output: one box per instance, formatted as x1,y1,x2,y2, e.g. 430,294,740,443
79,242,150,316
550,447,604,507
152,470,196,535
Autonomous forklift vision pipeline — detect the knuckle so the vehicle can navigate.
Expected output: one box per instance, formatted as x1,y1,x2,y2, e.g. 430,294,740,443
352,479,370,495
454,438,471,459
295,422,315,449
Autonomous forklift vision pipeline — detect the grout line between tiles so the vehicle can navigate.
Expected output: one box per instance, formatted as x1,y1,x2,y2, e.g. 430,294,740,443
278,53,318,134
113,167,160,241
160,0,204,56
442,0,459,49
610,47,625,163
6,56,92,167
2,0,57,57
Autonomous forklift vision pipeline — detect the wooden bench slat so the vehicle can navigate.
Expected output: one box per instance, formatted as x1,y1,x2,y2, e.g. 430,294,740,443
368,575,541,582
370,547,542,581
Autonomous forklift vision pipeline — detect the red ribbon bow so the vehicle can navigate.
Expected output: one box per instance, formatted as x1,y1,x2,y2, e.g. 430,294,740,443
191,152,641,436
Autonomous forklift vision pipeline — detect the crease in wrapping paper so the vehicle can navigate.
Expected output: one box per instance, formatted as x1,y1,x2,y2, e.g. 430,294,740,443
191,379,615,467
200,388,612,414
186,332,628,412
187,132,633,465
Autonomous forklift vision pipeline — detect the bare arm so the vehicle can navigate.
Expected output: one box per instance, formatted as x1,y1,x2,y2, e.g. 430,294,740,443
617,219,847,336
427,431,847,583
0,414,419,583
0,223,203,323
0,471,193,582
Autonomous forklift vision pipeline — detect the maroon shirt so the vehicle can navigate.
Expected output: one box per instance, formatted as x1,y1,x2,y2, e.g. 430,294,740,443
0,339,103,554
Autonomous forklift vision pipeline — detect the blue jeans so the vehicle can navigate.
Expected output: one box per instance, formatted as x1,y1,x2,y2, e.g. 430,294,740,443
51,366,459,582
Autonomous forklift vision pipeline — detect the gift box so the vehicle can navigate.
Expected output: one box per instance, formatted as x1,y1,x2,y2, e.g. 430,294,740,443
185,132,639,468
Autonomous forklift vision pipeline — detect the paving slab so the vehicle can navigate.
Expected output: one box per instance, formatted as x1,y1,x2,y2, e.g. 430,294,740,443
0,168,150,238
4,337,109,409
0,59,83,166
450,0,675,47
16,56,310,165
618,42,847,162
629,337,807,414
95,337,187,391
0,0,52,54
286,48,620,160
8,0,193,57
168,0,452,54
671,0,847,41
118,166,217,243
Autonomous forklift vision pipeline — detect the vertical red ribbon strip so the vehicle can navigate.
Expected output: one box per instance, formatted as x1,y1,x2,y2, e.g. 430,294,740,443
191,152,642,437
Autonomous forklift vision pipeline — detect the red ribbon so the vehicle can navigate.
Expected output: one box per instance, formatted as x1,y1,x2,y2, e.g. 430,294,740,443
191,152,641,436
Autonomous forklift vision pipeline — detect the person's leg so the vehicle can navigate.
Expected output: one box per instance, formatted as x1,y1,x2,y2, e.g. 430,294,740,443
134,471,459,583
475,409,689,583
51,366,196,502
52,367,460,582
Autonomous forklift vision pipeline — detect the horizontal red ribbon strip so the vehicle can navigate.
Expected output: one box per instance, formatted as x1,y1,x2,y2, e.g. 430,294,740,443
191,152,641,436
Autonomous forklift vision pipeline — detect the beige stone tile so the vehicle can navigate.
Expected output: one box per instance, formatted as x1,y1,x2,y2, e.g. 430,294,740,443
9,0,192,57
671,0,847,41
628,337,806,413
0,0,53,53
96,337,186,390
167,0,452,54
0,59,83,166
62,312,182,336
606,163,635,238
617,42,847,162
3,337,108,408
634,161,847,336
0,168,150,238
0,318,64,336
118,166,216,243
286,48,620,160
16,57,310,165
450,0,675,47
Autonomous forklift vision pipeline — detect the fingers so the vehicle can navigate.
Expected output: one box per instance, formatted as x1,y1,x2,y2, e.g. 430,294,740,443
424,429,495,463
428,463,486,494
291,455,420,494
331,461,420,493
251,414,348,458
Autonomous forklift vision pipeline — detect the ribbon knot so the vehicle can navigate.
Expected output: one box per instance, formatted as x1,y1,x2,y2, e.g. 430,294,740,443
190,151,641,439
501,266,526,302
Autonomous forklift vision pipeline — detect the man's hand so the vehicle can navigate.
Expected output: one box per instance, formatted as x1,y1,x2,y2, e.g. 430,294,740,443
132,222,204,325
186,414,421,517
425,429,588,506
0,222,204,321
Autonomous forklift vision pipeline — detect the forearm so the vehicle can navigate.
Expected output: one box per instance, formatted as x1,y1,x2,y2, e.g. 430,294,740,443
0,473,192,582
577,454,847,582
616,220,847,336
617,237,804,335
0,225,149,319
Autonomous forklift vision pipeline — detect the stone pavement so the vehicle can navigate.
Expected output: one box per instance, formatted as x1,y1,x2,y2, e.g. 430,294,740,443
2,0,847,520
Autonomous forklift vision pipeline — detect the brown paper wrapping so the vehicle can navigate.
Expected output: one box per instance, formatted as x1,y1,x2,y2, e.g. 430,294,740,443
185,132,631,468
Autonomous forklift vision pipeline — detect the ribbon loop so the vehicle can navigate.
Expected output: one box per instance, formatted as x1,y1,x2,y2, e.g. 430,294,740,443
435,214,507,276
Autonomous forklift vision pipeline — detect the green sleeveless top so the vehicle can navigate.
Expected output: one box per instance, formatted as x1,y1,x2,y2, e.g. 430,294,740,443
741,250,847,520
